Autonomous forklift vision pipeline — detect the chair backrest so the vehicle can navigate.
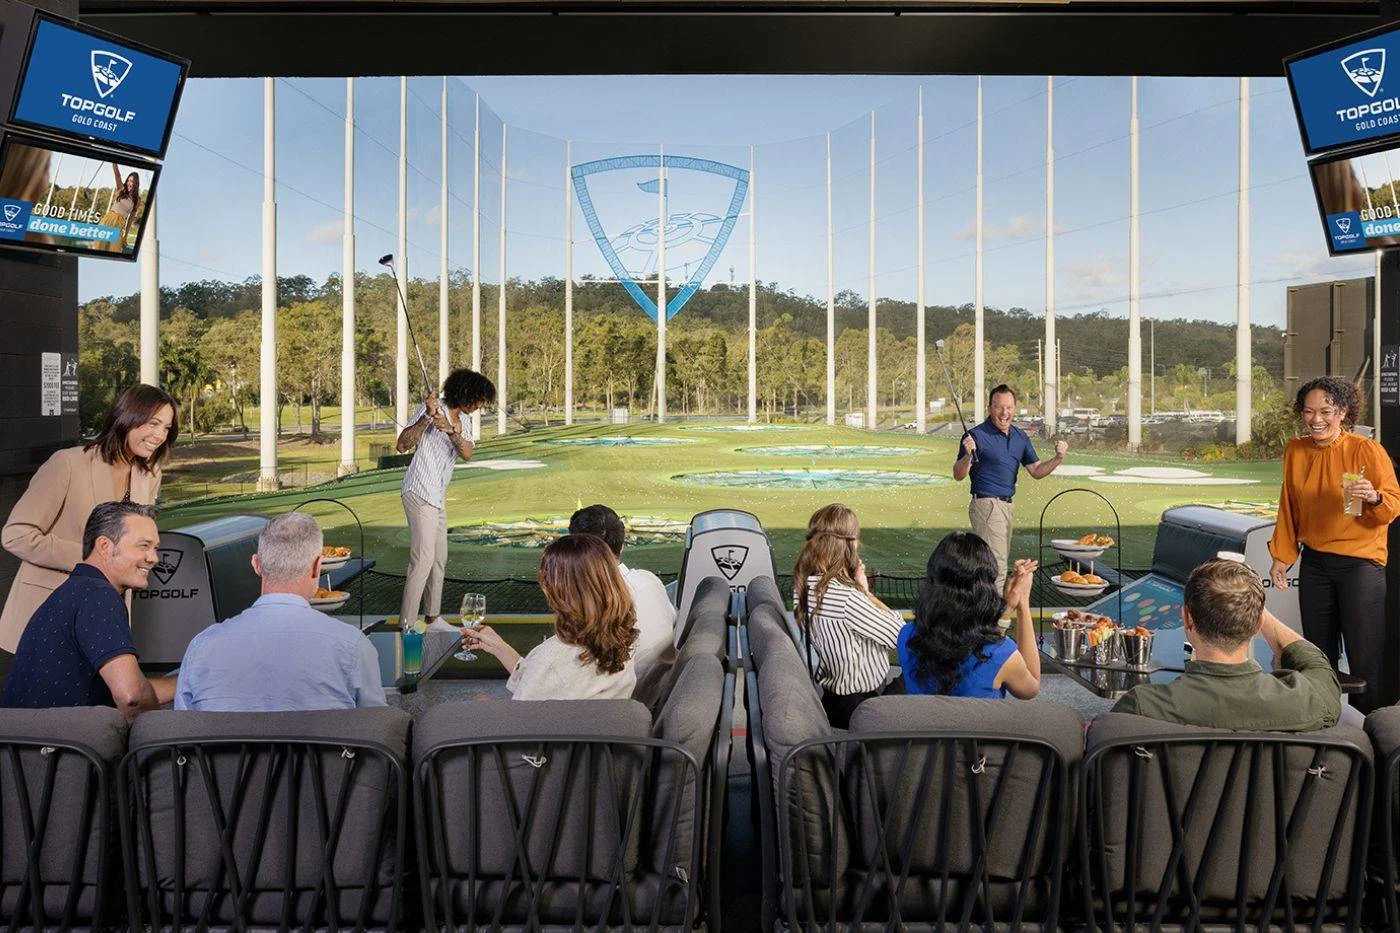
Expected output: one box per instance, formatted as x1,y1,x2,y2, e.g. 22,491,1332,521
0,707,128,933
651,653,726,925
791,696,1084,930
748,608,840,914
1083,712,1372,931
412,698,703,931
674,575,729,656
121,708,411,932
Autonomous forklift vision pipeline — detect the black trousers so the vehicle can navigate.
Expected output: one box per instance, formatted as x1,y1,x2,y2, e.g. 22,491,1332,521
1299,547,1389,714
821,674,905,729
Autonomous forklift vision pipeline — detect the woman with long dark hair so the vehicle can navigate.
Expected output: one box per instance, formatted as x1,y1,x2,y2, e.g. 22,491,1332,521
463,534,639,700
1269,376,1399,711
0,384,178,653
792,503,905,727
898,532,1040,699
98,164,140,253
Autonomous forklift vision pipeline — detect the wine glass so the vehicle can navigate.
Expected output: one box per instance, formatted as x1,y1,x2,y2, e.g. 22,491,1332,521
456,592,486,662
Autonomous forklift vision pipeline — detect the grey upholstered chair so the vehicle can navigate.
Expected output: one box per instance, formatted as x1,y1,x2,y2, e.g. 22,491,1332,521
413,685,719,932
1082,712,1373,933
0,707,128,933
119,708,411,933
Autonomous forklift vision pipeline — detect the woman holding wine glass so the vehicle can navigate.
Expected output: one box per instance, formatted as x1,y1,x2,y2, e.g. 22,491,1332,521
461,534,638,700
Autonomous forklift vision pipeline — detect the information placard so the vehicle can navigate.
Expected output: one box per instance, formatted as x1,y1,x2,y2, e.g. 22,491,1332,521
1382,344,1400,408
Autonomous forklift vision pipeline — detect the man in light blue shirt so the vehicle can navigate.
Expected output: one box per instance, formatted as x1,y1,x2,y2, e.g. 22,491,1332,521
175,512,386,712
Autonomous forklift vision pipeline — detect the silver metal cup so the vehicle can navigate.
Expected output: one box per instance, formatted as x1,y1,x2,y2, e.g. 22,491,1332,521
1089,632,1119,667
1118,631,1155,669
1054,626,1086,661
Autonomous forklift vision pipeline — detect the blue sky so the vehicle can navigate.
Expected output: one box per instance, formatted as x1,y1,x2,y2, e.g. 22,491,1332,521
78,74,1375,335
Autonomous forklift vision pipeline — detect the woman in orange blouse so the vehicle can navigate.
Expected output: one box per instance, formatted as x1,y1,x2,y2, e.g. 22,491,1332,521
1269,376,1399,712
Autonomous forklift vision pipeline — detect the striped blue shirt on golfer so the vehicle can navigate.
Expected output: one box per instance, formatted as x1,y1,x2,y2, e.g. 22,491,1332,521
402,404,472,508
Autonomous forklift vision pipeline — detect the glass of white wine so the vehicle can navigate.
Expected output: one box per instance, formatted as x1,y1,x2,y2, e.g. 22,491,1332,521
456,592,486,662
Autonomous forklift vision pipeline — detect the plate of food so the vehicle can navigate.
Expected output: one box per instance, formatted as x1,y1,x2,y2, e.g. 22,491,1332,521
1051,570,1109,597
1052,609,1116,628
309,587,350,613
321,545,353,570
1050,532,1115,562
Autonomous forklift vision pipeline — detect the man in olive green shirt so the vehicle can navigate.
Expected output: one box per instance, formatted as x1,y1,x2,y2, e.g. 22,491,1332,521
1113,558,1341,732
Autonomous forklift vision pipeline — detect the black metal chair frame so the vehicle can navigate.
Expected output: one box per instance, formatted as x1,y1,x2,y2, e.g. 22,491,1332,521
775,731,1071,933
413,734,705,933
740,624,780,933
1380,741,1400,933
1079,732,1374,933
117,733,409,933
0,735,116,933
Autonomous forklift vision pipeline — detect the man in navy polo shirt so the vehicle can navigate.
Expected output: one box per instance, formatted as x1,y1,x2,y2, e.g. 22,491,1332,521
1,501,175,721
952,385,1069,590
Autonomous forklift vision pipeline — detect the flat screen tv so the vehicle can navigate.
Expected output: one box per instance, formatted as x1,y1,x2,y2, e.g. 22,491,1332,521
3,8,187,159
1308,139,1400,255
0,132,160,261
1287,23,1400,156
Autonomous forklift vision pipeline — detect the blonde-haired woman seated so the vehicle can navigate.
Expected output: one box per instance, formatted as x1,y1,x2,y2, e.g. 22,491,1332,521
464,534,639,700
794,503,905,728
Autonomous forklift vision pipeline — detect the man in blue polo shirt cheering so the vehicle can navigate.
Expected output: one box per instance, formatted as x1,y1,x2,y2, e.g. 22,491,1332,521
952,385,1069,590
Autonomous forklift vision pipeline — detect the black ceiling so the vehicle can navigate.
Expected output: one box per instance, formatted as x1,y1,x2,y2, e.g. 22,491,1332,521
80,1,1399,78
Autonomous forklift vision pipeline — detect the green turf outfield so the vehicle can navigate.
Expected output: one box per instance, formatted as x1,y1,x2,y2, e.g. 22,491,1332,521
158,421,1284,579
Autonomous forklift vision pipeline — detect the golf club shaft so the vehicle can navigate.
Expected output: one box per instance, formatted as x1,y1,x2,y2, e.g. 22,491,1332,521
386,261,435,399
932,343,978,464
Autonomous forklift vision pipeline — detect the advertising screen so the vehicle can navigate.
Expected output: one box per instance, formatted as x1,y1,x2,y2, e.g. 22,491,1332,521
1309,141,1400,255
0,134,159,261
10,14,186,158
1287,24,1400,155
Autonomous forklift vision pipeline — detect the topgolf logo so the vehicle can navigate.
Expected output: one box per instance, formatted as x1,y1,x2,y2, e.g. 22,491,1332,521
1342,49,1386,98
90,50,132,99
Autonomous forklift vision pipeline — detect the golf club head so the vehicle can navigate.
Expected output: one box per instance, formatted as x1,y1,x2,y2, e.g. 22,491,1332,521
934,339,946,350
378,254,394,267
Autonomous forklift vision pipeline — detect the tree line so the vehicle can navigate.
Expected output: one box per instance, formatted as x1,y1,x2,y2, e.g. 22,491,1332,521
78,271,1286,436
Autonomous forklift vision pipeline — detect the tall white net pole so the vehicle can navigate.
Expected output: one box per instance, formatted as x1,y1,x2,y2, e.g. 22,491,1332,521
396,77,409,429
339,78,357,475
1128,76,1143,449
471,94,481,439
565,139,574,426
975,77,986,423
748,145,757,422
1236,76,1252,444
439,77,450,386
916,86,927,435
497,124,507,436
657,143,667,423
867,110,877,431
258,77,279,491
825,132,835,426
139,194,158,385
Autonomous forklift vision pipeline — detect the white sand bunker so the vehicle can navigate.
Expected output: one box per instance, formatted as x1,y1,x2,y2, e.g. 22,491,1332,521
1090,473,1258,486
455,459,547,471
1052,465,1105,476
1117,467,1210,479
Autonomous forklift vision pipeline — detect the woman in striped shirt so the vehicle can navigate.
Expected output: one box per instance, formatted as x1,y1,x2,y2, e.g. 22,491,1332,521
793,504,906,728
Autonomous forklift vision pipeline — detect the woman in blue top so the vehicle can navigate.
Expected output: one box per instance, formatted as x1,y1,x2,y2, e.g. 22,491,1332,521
897,532,1041,699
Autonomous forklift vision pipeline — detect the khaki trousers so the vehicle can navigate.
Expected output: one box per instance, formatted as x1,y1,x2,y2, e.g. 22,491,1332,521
401,490,448,623
969,497,1014,592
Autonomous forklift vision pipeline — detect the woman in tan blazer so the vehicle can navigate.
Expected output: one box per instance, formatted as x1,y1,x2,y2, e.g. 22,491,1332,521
0,384,178,653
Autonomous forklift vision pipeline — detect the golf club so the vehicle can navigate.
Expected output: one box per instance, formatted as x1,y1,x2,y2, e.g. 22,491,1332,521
933,338,978,464
378,253,435,401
